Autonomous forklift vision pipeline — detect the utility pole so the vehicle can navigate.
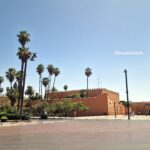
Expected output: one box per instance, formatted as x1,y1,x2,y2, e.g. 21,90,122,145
124,69,130,120
114,102,117,118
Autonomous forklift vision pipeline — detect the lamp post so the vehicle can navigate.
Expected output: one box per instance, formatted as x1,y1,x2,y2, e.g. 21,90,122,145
114,102,117,118
124,69,130,120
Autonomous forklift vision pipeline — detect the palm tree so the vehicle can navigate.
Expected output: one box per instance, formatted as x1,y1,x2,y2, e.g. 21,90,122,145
64,85,68,91
5,68,16,88
0,87,3,95
6,87,18,107
51,67,60,99
15,71,22,84
47,64,54,95
36,64,45,96
52,68,60,90
17,47,31,113
17,31,36,114
42,77,49,100
17,31,30,47
85,68,92,97
0,76,4,88
25,86,34,99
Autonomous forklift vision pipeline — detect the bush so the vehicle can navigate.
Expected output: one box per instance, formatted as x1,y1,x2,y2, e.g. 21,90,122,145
1,116,8,122
80,90,87,98
22,114,30,120
0,112,7,118
0,105,16,113
31,102,50,116
50,100,89,117
7,113,21,120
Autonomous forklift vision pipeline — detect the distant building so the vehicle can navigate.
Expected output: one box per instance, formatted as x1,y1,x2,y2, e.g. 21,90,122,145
131,102,150,115
48,88,125,116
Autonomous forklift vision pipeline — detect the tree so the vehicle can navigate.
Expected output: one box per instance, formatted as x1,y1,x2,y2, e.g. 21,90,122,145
64,85,68,91
47,64,54,90
52,87,58,92
17,31,36,114
6,87,19,107
47,64,54,95
17,31,30,47
42,77,49,100
36,64,45,96
80,89,87,98
0,87,3,95
50,100,89,117
5,68,16,88
0,76,4,87
25,86,34,99
51,67,60,99
85,68,92,97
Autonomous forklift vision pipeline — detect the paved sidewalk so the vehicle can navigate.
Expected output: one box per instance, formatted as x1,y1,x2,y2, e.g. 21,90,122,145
1,115,150,128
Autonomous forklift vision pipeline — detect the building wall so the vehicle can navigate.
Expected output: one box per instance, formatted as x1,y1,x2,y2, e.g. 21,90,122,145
131,102,150,115
0,96,10,106
30,88,125,116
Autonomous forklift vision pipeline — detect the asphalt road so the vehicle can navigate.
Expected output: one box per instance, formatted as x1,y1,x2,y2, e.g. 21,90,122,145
0,119,150,150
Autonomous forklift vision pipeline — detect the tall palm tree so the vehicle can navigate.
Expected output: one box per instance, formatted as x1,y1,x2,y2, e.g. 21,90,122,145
52,68,60,91
36,64,45,96
5,68,16,88
42,77,49,100
0,76,4,88
47,64,54,95
17,31,36,114
51,67,60,99
85,67,92,97
17,47,31,113
64,85,68,91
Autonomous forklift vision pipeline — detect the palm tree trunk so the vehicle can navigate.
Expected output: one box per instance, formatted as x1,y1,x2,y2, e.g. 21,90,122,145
51,76,56,99
45,87,47,100
41,75,43,98
20,60,27,115
10,82,12,89
48,75,52,99
17,61,24,112
39,75,41,95
87,76,88,97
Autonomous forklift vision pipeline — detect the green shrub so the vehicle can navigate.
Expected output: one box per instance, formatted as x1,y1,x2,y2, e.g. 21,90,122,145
80,90,87,98
1,116,8,122
31,102,50,116
7,113,21,120
22,114,30,120
0,112,7,118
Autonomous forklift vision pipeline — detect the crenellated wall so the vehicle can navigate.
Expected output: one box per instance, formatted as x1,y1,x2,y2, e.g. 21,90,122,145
48,88,119,99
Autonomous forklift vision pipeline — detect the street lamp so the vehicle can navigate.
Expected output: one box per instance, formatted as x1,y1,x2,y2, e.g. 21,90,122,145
114,102,117,118
124,69,130,120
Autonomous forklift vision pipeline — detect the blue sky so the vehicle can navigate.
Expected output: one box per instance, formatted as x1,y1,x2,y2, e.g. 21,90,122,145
0,0,150,101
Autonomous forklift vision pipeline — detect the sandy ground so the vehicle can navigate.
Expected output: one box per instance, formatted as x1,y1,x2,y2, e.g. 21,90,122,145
1,115,150,127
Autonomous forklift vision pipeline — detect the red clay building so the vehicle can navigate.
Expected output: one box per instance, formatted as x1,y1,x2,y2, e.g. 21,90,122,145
131,102,150,115
48,88,125,116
